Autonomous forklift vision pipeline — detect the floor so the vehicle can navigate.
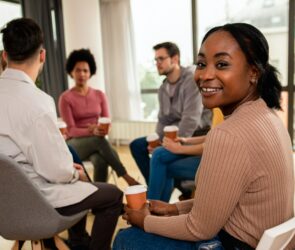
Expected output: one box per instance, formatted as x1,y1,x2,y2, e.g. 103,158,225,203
0,145,180,250
1,146,294,249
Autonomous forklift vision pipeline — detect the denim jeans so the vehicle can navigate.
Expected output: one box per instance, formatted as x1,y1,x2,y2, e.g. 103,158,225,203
112,227,223,250
148,147,201,202
129,137,150,183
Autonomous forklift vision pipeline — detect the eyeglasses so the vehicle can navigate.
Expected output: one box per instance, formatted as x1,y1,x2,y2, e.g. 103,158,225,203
154,56,170,64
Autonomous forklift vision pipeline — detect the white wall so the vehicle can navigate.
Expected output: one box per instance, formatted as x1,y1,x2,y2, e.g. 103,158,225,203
62,0,105,90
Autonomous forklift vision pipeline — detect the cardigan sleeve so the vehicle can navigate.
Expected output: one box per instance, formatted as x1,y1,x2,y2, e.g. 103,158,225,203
144,128,252,241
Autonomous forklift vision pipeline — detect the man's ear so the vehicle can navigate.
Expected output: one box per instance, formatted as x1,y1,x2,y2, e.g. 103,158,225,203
171,54,180,65
40,49,46,63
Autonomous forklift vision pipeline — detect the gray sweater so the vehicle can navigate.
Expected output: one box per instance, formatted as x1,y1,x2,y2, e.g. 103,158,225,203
156,66,212,138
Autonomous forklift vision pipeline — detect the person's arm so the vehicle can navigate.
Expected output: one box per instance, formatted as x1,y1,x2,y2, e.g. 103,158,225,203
25,111,80,183
143,129,252,241
93,91,111,137
156,89,165,139
162,137,203,155
58,93,91,137
180,135,206,145
100,91,110,118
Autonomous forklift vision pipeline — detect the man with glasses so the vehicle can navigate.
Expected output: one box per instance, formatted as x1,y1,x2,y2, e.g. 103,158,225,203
130,42,212,196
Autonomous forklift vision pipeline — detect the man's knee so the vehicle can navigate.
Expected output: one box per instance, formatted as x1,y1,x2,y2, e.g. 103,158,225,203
130,137,147,153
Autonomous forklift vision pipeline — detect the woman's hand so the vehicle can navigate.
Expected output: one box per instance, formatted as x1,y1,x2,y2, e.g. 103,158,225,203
162,137,183,154
93,126,108,137
149,200,179,216
123,203,151,229
87,124,97,133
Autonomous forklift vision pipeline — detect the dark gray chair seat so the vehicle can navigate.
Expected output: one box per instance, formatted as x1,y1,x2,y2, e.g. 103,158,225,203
0,153,87,244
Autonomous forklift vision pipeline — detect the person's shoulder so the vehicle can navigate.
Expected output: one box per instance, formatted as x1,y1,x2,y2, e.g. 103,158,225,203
90,87,106,97
26,88,55,117
59,88,74,100
182,65,196,74
60,88,72,96
210,100,272,140
180,66,196,83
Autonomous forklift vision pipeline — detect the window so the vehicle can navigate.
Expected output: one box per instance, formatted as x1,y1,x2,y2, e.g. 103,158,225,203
197,0,288,86
0,0,22,50
131,0,193,121
197,0,289,125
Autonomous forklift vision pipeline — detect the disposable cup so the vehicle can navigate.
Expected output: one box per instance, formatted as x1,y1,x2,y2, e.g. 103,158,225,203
125,185,147,210
57,120,67,135
98,117,111,134
163,125,179,140
146,133,160,148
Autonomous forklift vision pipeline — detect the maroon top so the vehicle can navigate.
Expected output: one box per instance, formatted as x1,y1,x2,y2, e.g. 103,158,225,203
58,87,109,137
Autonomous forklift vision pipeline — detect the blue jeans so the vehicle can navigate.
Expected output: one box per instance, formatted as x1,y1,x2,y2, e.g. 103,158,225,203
149,147,201,202
130,137,150,183
112,227,223,250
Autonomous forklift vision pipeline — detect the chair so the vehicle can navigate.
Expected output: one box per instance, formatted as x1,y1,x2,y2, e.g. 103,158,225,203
0,153,88,250
256,217,295,250
212,108,224,128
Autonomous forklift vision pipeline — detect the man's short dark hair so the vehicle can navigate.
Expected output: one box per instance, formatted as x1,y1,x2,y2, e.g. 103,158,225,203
153,42,180,58
1,18,43,61
66,49,97,76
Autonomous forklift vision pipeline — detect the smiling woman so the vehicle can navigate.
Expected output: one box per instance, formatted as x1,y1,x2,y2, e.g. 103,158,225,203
112,23,294,250
195,30,260,115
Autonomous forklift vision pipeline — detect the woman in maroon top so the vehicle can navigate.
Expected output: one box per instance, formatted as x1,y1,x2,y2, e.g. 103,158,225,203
59,49,138,186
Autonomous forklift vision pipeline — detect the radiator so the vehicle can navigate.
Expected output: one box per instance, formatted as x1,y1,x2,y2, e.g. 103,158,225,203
109,120,156,146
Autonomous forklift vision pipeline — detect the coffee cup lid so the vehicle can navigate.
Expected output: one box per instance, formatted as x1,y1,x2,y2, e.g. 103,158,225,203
164,125,179,132
146,133,159,142
98,117,111,124
57,120,67,128
124,185,147,195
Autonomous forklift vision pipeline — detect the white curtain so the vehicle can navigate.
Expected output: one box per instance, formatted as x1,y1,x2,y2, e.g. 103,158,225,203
100,0,142,121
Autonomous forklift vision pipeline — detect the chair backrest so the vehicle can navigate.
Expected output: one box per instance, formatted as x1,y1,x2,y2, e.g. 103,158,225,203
256,217,295,250
212,108,224,128
0,153,87,241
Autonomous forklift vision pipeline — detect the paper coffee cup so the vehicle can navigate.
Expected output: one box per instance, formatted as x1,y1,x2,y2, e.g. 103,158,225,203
125,185,147,210
164,125,179,140
146,133,160,148
57,120,67,135
98,117,111,134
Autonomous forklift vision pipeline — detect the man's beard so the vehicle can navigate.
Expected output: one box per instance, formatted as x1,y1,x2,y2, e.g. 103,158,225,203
159,65,174,76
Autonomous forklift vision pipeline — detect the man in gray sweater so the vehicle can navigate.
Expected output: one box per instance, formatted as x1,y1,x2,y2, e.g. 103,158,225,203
130,42,212,185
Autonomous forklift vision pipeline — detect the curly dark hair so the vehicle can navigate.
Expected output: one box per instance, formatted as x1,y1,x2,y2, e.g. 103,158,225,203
66,49,97,76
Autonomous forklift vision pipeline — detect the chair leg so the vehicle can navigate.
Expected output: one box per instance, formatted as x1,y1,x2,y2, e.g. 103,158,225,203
31,240,43,250
12,241,20,250
53,236,70,250
12,240,25,250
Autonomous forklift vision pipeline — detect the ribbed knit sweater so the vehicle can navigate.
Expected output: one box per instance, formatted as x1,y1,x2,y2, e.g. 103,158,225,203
144,98,294,248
